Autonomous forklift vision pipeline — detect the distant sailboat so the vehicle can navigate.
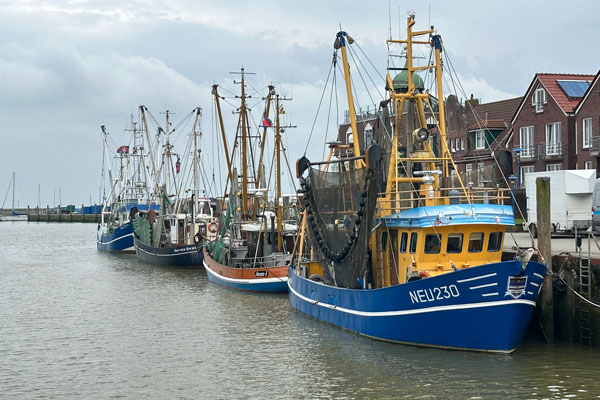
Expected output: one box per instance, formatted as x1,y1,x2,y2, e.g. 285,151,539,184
0,172,27,222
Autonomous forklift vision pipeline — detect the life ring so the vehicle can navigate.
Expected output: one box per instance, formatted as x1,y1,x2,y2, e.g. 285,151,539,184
208,221,218,233
419,270,431,278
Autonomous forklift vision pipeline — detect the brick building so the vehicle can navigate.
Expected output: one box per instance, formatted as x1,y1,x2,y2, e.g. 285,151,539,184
446,95,521,186
508,72,598,186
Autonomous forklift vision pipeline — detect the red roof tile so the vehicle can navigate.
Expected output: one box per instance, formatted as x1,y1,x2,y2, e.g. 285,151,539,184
465,97,522,131
537,73,595,113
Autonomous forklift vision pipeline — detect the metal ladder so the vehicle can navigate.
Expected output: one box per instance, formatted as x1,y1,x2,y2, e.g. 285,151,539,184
580,232,598,346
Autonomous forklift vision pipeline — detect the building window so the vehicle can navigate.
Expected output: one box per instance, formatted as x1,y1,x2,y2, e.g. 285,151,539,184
451,139,455,152
364,123,373,147
545,122,561,155
533,87,546,113
585,161,594,170
466,164,472,183
477,163,485,186
346,126,353,145
473,129,486,150
520,165,534,185
583,118,592,149
546,163,562,171
519,126,534,158
460,138,465,150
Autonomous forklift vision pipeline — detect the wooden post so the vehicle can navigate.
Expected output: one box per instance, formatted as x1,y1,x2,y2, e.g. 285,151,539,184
47,205,50,222
82,204,84,222
536,176,554,342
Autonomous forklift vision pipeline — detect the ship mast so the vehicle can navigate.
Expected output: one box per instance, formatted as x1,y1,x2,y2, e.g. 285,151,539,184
212,85,233,185
139,105,161,199
336,31,365,168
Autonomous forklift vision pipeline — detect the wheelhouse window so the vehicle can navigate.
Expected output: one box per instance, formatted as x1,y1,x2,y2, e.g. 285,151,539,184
446,233,463,253
468,232,484,253
583,118,592,149
424,234,441,254
409,232,418,254
400,232,408,253
487,232,503,252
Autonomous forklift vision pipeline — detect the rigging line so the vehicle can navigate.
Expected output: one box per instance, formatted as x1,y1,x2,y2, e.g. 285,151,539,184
281,142,298,194
348,42,385,100
347,44,380,109
321,62,337,161
304,58,335,156
442,47,530,246
354,40,387,83
442,47,515,197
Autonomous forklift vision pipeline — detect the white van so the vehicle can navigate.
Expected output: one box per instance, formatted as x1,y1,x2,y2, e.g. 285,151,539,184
525,170,596,237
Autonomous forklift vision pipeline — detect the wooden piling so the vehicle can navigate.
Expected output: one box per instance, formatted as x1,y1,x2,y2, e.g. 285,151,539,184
537,176,554,342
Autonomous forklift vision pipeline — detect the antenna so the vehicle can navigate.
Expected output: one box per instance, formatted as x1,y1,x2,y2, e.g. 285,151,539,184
388,1,392,40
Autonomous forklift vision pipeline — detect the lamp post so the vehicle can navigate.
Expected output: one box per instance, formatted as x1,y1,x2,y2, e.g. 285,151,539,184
514,147,522,188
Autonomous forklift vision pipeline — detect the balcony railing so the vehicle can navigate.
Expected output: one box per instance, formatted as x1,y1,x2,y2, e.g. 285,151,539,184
518,144,536,159
538,141,563,160
590,136,600,156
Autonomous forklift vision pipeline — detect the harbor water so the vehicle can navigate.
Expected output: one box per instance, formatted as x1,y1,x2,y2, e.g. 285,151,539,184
1,223,599,399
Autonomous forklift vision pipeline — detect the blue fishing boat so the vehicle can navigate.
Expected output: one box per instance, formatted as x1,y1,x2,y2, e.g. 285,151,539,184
288,15,547,353
97,119,155,253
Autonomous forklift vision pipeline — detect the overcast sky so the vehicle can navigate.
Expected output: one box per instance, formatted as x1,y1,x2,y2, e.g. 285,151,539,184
1,0,599,208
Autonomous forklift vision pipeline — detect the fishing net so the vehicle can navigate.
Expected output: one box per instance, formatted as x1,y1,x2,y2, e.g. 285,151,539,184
300,153,381,288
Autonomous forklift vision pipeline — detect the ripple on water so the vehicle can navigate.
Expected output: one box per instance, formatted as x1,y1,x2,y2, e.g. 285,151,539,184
1,223,600,399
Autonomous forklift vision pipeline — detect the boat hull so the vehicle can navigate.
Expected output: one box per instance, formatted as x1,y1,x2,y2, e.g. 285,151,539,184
97,221,134,252
134,237,204,268
203,249,288,293
288,260,547,353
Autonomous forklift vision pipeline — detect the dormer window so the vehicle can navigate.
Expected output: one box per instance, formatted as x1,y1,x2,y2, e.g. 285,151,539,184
364,123,373,147
533,87,546,113
346,126,353,145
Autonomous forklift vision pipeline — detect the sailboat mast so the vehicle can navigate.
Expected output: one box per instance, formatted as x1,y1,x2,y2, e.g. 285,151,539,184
12,172,15,213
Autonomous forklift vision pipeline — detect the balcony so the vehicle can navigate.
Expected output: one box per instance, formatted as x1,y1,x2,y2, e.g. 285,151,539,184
590,136,600,156
517,144,536,160
537,141,563,160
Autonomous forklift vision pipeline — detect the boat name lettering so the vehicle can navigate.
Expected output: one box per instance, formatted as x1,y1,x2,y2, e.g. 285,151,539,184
173,246,196,253
409,285,460,304
255,270,268,277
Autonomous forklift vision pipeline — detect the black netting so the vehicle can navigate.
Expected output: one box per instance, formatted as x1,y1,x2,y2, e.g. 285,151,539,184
301,158,381,288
